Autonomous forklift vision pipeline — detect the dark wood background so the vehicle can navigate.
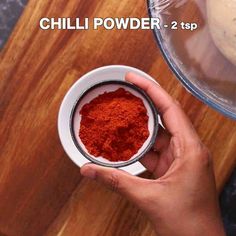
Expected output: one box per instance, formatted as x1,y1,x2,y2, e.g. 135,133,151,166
0,0,236,235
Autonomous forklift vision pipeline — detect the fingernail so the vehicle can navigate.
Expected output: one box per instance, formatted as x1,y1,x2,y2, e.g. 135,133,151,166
81,167,96,180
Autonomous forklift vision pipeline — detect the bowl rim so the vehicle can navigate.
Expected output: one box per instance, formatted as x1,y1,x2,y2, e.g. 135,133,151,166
147,0,236,120
70,80,159,168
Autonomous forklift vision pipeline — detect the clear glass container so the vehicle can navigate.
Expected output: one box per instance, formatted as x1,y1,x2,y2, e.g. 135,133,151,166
148,0,236,119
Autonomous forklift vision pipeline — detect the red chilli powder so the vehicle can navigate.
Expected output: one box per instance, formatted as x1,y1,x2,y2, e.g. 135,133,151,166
79,88,149,162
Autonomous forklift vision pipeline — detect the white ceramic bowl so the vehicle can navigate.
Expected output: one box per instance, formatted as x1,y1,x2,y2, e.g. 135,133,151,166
58,65,159,175
71,80,158,168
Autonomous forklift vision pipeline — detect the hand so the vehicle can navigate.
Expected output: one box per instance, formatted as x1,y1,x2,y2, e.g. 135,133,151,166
80,73,225,236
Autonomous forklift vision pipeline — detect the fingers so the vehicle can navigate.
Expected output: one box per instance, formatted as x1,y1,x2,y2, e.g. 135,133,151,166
81,164,153,202
140,126,170,173
140,151,158,174
153,126,170,152
125,73,199,144
141,148,174,178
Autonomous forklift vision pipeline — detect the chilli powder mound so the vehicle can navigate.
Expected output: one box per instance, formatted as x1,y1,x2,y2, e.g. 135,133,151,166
79,88,150,162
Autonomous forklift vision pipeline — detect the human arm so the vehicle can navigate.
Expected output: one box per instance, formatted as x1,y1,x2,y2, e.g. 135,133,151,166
81,73,226,236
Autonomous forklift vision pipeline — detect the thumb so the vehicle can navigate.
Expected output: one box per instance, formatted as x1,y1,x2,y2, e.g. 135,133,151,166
80,164,152,202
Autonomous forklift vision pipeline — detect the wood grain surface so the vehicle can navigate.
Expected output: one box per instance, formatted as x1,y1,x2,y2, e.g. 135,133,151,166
0,0,236,236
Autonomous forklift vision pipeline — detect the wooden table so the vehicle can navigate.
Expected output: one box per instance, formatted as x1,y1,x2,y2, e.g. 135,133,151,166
0,0,236,235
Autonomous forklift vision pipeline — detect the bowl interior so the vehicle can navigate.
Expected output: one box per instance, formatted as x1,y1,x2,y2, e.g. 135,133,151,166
149,0,236,118
71,81,157,167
